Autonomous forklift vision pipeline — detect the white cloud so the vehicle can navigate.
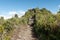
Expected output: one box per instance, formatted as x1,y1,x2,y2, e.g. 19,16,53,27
0,14,12,19
0,10,25,19
0,12,12,19
18,10,25,17
58,5,60,8
9,11,16,15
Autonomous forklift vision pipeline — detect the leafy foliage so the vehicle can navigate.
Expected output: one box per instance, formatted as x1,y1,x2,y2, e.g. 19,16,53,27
0,8,60,40
23,8,60,40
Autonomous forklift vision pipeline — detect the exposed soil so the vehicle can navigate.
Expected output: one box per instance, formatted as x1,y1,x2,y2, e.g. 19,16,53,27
11,25,37,40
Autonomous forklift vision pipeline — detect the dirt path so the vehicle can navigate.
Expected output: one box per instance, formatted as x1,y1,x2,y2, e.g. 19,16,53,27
11,25,37,40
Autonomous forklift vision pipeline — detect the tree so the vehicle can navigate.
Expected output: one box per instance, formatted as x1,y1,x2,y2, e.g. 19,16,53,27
14,14,18,18
0,17,4,20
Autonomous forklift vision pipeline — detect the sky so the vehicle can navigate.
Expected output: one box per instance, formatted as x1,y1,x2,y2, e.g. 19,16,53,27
0,0,60,19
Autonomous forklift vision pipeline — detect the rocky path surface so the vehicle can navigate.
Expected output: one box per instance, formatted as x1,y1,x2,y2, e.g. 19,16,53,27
11,25,37,40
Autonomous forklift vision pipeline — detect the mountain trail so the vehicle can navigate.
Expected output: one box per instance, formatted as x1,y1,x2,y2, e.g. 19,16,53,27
11,25,37,40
